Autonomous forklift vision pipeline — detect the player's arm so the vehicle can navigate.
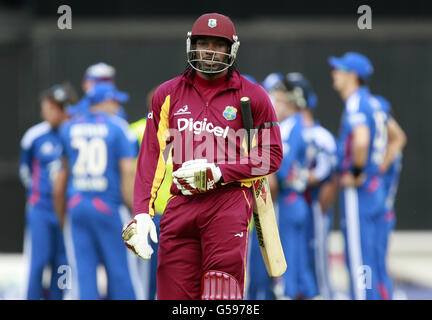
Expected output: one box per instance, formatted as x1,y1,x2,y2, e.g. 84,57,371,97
174,116,283,195
216,124,282,183
133,92,168,217
123,91,163,260
268,173,279,201
319,173,339,213
119,158,136,212
113,117,140,212
308,150,333,187
218,88,283,182
352,124,370,168
123,151,158,260
53,157,68,228
380,117,407,173
274,120,302,188
19,145,33,189
19,130,34,189
341,124,369,187
173,91,283,195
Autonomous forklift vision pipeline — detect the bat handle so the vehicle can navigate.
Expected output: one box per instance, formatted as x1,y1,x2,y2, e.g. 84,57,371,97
240,96,253,152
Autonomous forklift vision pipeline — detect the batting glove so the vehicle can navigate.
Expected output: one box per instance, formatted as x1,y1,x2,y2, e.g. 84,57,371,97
173,159,222,195
122,213,158,260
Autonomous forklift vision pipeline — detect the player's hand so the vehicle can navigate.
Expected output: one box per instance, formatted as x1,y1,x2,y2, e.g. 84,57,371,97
378,162,389,174
122,213,158,260
340,172,365,188
172,159,222,195
288,168,309,192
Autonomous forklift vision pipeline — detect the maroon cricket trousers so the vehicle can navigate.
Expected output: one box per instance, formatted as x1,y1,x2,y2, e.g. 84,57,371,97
156,184,253,300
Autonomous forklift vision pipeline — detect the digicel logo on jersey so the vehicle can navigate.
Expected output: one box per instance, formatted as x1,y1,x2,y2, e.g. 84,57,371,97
177,118,230,139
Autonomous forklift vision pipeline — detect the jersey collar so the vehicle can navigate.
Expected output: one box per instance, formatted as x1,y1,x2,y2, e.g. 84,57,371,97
345,85,370,110
181,69,241,90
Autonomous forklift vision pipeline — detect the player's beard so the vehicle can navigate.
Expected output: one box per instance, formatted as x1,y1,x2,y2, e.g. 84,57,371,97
199,58,220,72
196,51,229,74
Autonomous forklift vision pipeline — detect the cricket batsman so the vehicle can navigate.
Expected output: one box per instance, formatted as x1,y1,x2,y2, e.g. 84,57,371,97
129,86,172,299
122,13,283,300
66,62,127,120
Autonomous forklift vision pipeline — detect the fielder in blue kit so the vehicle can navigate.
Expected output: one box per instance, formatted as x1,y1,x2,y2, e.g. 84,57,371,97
245,73,276,300
305,123,338,300
239,74,270,299
247,72,298,300
247,72,319,299
277,113,317,299
371,95,406,299
376,152,402,299
54,83,143,299
273,73,319,299
66,62,127,120
19,84,76,299
329,52,390,300
269,72,336,299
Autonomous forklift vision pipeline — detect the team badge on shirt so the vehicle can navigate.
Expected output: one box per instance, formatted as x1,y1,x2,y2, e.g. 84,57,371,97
223,106,237,120
41,141,55,155
208,19,217,28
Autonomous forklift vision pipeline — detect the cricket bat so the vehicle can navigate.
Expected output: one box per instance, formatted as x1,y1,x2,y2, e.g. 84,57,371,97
240,96,287,278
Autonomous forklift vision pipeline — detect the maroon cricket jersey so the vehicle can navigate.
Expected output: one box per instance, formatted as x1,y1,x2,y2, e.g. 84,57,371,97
134,70,283,216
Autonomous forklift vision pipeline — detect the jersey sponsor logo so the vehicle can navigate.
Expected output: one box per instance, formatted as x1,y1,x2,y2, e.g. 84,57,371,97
177,118,230,138
234,232,244,238
208,19,217,28
174,105,191,116
223,106,237,120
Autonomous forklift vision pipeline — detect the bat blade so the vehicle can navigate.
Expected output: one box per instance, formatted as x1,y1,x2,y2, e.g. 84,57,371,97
240,96,287,278
251,177,287,277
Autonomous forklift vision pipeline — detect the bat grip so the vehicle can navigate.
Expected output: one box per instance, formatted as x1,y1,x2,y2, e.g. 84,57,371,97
240,97,253,153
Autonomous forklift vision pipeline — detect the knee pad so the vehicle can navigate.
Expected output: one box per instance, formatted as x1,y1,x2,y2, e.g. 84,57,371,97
201,270,243,300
